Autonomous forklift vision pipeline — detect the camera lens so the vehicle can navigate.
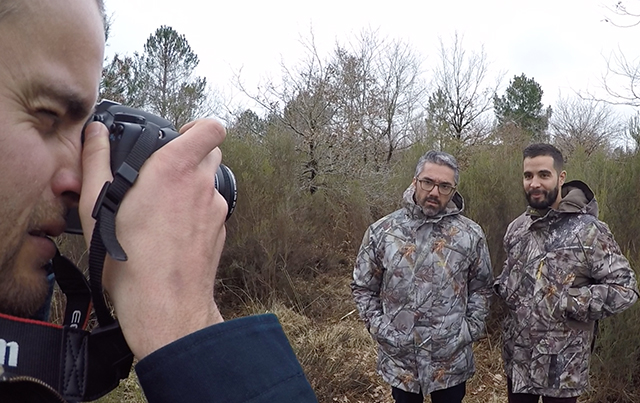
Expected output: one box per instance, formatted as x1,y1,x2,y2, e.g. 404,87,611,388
215,164,237,221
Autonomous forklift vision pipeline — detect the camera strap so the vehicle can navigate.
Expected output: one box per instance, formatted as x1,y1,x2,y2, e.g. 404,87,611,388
0,252,133,402
89,121,160,326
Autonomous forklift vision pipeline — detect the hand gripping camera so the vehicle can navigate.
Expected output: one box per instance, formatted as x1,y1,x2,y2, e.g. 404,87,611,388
65,99,237,234
0,102,238,402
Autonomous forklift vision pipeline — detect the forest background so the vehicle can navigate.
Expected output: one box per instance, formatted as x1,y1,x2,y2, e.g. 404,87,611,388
55,6,640,402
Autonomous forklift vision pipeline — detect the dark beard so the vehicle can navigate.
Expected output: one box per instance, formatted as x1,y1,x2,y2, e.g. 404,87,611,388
526,186,559,210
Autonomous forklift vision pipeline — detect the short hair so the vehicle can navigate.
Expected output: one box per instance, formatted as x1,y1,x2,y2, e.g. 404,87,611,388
95,0,106,30
414,150,460,184
523,143,564,173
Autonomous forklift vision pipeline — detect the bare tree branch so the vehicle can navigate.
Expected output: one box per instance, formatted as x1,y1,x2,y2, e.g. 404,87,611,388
427,32,503,152
604,0,640,28
551,95,623,156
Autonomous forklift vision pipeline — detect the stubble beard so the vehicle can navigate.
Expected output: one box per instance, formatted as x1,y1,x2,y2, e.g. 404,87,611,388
420,195,445,217
0,201,63,318
0,241,50,318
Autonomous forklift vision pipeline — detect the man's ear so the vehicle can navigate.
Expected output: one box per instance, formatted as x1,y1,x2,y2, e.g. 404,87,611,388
411,177,418,203
559,170,567,186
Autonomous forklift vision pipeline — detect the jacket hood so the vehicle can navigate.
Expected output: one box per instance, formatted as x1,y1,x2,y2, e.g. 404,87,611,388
527,180,598,220
402,183,464,220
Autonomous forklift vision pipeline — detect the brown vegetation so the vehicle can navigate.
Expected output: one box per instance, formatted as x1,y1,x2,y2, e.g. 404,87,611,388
53,134,640,403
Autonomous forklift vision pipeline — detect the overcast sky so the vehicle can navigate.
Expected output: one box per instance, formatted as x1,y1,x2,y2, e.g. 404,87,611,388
104,0,639,118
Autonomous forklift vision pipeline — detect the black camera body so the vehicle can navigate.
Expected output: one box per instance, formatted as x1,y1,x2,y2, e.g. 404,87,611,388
65,100,237,234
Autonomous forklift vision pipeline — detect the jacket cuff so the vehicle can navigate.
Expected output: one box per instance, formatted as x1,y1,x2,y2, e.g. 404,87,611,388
135,314,316,403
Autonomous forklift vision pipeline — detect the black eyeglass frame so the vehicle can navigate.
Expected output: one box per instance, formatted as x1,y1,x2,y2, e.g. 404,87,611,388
415,178,457,195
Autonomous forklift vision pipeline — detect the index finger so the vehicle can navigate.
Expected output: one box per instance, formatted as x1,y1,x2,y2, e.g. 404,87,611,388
79,121,113,244
161,118,226,167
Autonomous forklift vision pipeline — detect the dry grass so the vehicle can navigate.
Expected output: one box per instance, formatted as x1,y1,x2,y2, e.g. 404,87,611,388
465,338,507,403
245,301,387,403
95,370,145,403
93,269,636,402
222,272,512,403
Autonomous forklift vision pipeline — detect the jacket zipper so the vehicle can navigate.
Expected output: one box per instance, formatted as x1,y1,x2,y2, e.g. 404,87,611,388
5,375,67,402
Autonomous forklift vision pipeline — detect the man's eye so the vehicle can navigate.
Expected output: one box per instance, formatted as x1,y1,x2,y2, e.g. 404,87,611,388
440,184,452,191
35,109,61,132
423,179,434,185
37,109,60,120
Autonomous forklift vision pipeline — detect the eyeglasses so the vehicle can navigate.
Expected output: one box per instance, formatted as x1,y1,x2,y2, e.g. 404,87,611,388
416,178,456,195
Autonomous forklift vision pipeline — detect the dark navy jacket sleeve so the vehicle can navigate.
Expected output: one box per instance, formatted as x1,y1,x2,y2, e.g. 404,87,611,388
135,313,318,403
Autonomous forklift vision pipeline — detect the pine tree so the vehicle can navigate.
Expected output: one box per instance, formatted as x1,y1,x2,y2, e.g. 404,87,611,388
100,26,209,129
494,73,551,142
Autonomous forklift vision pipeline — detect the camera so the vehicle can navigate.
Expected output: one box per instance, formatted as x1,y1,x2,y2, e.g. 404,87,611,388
65,100,237,235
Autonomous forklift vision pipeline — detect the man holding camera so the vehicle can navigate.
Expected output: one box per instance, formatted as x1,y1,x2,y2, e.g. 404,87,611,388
352,150,493,403
0,0,316,402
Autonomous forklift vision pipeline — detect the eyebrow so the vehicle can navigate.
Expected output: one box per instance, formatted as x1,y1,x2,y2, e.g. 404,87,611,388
419,176,453,186
523,169,552,175
26,81,95,122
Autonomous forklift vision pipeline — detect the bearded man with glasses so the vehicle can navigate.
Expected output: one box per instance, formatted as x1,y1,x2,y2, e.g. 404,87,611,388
352,150,493,403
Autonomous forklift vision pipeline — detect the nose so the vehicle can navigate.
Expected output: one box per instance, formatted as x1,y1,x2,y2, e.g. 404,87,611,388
53,168,82,210
428,185,440,196
529,177,542,189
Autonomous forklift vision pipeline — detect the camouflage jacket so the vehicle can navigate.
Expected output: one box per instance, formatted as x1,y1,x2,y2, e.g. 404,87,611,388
494,180,639,398
351,184,493,394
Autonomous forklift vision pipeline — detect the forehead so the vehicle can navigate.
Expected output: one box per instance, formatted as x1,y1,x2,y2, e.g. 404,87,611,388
523,155,557,174
3,0,103,37
418,162,455,183
0,0,104,106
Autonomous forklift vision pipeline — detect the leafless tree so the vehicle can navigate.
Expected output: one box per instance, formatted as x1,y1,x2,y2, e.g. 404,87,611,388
234,30,337,193
329,30,426,169
594,1,640,106
427,32,503,152
600,49,640,106
372,37,426,163
550,95,623,156
234,28,426,192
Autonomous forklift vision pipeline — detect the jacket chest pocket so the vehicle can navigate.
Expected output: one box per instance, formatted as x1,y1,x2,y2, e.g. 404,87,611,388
529,338,588,390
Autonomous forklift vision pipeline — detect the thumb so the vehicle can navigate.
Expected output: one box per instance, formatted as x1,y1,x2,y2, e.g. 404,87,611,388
79,121,113,246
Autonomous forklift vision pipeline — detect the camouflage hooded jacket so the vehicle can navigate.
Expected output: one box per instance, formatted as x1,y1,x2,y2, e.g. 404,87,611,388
351,184,493,395
495,180,639,398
